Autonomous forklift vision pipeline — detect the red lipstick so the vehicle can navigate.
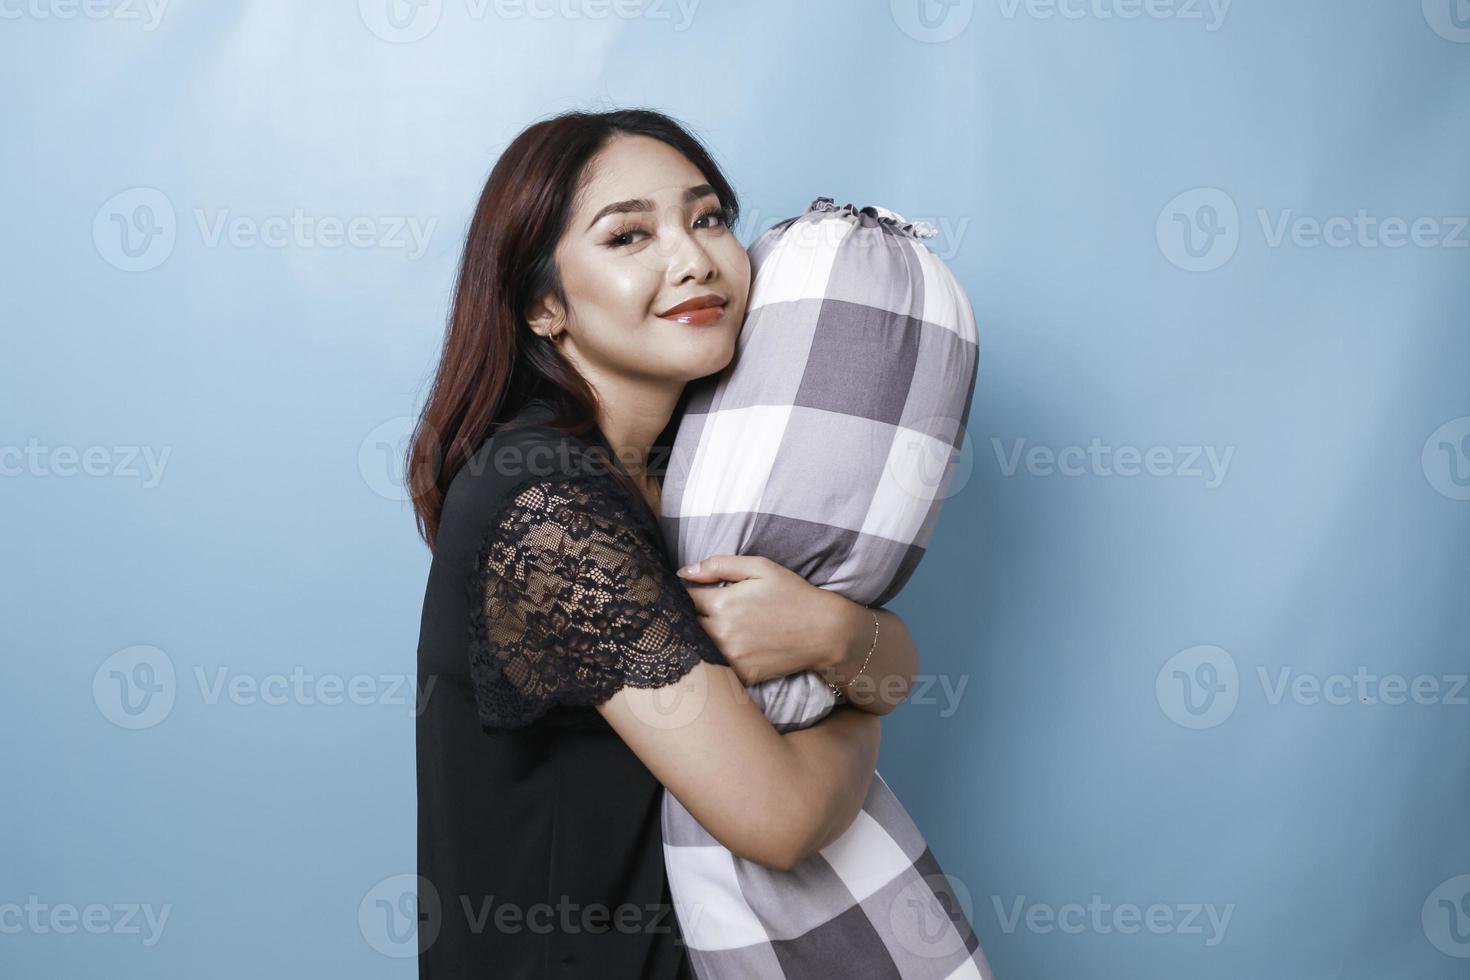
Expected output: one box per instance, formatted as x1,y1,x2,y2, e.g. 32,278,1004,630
657,294,727,326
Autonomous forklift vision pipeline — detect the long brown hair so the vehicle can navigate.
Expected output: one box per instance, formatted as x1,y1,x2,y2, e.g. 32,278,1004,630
405,108,742,549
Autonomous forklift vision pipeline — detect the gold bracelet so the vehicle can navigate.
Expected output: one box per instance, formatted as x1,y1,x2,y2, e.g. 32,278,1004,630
828,608,880,701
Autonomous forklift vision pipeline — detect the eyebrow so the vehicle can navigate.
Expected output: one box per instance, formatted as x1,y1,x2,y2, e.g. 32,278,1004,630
584,183,719,232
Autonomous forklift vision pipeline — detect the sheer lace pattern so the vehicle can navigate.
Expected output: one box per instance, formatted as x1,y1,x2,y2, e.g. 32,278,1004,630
467,474,727,728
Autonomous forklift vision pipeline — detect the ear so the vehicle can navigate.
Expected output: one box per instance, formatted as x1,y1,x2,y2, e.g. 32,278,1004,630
524,293,565,340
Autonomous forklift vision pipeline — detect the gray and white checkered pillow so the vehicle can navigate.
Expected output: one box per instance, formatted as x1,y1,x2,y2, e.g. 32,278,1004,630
657,198,992,979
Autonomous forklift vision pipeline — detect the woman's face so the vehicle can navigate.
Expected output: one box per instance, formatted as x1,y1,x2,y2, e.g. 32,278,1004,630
530,134,750,388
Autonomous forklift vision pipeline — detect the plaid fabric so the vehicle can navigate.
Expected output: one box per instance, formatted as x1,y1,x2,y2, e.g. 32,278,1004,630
657,198,993,979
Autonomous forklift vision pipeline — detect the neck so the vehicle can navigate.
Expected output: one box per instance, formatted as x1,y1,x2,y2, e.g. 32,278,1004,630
590,386,681,490
554,341,683,490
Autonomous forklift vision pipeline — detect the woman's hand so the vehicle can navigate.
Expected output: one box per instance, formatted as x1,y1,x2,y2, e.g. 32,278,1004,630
675,555,849,687
677,556,921,714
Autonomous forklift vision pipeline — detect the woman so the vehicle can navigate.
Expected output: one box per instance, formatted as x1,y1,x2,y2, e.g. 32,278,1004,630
409,108,926,978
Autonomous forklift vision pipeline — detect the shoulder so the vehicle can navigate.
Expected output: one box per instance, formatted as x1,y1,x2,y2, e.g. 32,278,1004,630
461,424,586,496
440,412,629,560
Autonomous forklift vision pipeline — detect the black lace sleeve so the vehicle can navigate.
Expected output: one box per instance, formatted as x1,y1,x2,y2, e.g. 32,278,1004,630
466,473,728,729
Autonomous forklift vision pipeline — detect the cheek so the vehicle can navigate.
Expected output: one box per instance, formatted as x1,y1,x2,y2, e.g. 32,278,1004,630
568,254,659,321
720,243,752,304
616,277,661,318
719,245,753,321
715,235,750,279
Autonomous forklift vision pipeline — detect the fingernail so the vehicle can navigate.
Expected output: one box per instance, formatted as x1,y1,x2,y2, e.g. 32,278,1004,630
678,562,699,577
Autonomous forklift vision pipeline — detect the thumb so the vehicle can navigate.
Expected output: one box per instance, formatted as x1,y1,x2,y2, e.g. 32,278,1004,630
674,554,762,583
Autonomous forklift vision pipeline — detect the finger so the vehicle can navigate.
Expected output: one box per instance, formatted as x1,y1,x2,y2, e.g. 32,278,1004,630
675,554,765,583
685,586,712,616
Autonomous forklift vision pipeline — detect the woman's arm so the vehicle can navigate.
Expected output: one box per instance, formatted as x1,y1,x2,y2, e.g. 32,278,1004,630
677,555,919,715
598,663,880,872
472,476,883,874
819,601,919,716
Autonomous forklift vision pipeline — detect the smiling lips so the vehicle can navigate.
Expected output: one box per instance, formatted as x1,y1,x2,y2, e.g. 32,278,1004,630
657,294,727,326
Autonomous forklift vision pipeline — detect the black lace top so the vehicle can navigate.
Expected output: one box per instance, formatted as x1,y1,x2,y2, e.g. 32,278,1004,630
469,474,726,730
415,397,724,979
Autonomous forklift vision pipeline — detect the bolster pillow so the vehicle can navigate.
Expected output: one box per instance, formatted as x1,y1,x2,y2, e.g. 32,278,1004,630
658,196,979,728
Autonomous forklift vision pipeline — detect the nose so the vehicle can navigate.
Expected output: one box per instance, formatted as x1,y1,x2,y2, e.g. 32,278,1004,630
664,224,717,287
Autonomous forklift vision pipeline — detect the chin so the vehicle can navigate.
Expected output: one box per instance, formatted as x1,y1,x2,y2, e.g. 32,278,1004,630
672,337,736,382
649,312,739,375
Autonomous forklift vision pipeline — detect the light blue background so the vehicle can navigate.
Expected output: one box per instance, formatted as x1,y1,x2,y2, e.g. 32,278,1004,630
3,1,1467,977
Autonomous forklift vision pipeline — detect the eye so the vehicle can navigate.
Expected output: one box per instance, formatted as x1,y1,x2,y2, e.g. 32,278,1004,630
604,208,727,249
605,224,648,248
694,208,727,230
